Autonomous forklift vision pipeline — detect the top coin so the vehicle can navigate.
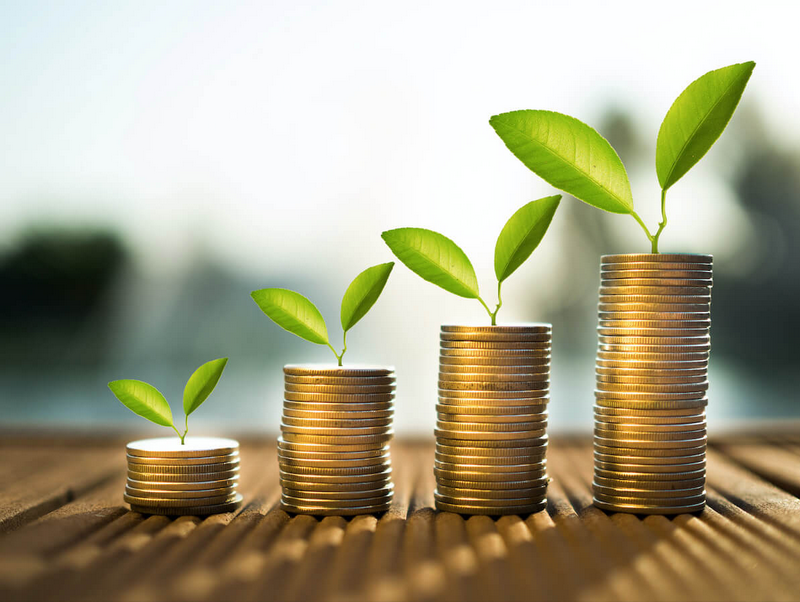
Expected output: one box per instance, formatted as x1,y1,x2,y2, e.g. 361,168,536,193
441,324,551,334
127,437,240,458
283,364,395,377
284,375,396,386
440,332,551,343
601,254,712,264
601,263,712,272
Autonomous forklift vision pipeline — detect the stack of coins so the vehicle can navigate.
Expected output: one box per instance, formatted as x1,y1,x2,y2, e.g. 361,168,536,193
593,253,712,514
278,364,395,515
435,324,551,515
125,437,242,515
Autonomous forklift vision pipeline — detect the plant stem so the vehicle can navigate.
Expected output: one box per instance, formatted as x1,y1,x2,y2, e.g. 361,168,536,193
171,424,186,445
630,210,656,252
650,188,668,254
477,297,495,325
477,283,503,326
326,336,347,367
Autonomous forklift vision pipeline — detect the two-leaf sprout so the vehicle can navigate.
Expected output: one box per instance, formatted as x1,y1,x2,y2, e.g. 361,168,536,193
108,358,228,444
251,262,394,366
382,195,561,325
489,61,755,253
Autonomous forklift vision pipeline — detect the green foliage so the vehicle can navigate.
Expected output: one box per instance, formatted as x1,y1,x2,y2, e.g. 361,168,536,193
489,110,633,214
251,264,394,365
341,262,395,332
108,357,229,444
383,197,561,324
108,380,173,427
490,62,755,252
250,288,329,345
656,61,756,191
183,357,228,417
495,195,561,282
381,228,480,298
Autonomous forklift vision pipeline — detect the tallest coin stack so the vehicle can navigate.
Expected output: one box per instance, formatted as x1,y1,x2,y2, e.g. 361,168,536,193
593,253,712,514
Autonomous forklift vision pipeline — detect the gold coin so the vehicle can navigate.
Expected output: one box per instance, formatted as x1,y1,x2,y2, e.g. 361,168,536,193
280,432,393,446
599,302,711,313
598,328,709,338
440,340,551,350
434,492,544,507
124,492,238,507
598,294,711,305
277,437,391,454
283,364,394,377
600,278,712,288
600,270,712,280
282,486,394,501
435,473,548,486
436,412,547,424
593,436,707,450
440,332,551,343
593,444,705,458
440,355,550,367
437,419,547,433
594,419,705,432
435,430,546,443
282,416,392,428
594,389,708,401
594,427,707,441
438,379,548,392
435,499,546,515
592,483,705,499
594,404,705,417
594,413,705,426
283,401,394,413
280,477,392,492
127,468,240,482
280,467,391,482
280,501,392,516
284,392,394,404
436,436,547,450
596,381,709,394
126,477,239,491
125,485,237,499
285,383,396,394
436,445,546,459
125,452,239,466
434,459,545,472
599,319,711,330
438,370,548,381
436,485,548,499
129,494,242,516
596,351,710,362
436,403,548,416
596,366,707,377
440,348,551,358
439,388,549,400
284,375,396,386
277,446,390,461
126,459,240,474
437,398,548,410
597,344,710,355
126,437,239,459
596,359,708,370
277,462,391,476
598,311,711,321
594,461,706,474
283,408,394,420
594,468,705,482
601,261,712,271
596,374,707,385
599,285,711,296
280,424,392,437
592,492,706,507
278,455,390,469
591,498,704,515
441,324,551,334
280,493,393,509
435,451,546,465
602,253,712,263
439,365,550,377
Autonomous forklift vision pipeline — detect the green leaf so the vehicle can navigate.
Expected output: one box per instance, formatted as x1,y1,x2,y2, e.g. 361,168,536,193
494,195,562,282
183,357,228,417
340,262,394,332
381,228,480,298
489,110,633,214
251,288,329,345
656,61,755,190
108,379,173,427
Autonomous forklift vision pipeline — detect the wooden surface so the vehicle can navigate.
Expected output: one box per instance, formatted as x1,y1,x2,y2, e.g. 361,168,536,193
2,433,800,602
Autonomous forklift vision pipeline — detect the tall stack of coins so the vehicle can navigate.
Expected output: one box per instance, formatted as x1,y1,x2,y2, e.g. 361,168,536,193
278,364,395,515
435,324,551,515
593,253,712,514
125,437,242,515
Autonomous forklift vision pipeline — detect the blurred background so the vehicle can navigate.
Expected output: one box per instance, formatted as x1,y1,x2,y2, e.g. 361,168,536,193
1,0,798,436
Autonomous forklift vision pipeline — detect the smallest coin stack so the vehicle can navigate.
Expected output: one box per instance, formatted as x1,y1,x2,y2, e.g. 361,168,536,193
435,324,551,515
278,364,396,515
593,253,712,514
125,437,242,515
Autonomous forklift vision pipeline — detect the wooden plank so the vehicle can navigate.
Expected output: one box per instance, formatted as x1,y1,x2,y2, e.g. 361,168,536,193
714,443,800,497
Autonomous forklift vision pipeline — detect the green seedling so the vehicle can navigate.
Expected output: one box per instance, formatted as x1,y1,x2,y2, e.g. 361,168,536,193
489,61,755,253
382,195,561,325
251,262,394,366
108,357,228,444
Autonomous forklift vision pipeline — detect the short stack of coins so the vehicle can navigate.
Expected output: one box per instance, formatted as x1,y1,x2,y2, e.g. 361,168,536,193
125,437,242,515
593,253,712,514
435,324,551,515
278,364,395,515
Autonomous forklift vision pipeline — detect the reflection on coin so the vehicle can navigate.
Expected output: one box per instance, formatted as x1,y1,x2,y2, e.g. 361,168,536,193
125,486,237,499
284,364,394,377
124,492,238,507
130,494,243,516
